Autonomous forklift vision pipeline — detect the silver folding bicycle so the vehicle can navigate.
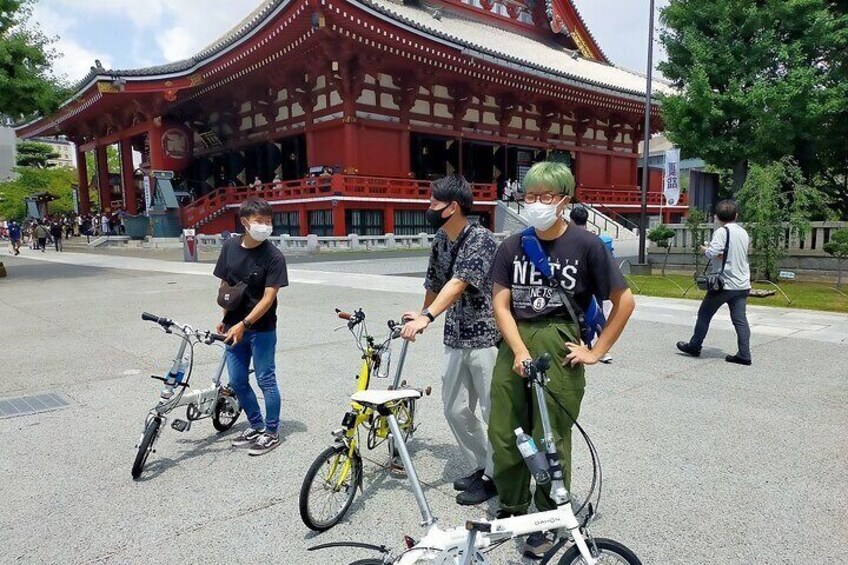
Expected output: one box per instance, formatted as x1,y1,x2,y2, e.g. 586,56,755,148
132,312,242,479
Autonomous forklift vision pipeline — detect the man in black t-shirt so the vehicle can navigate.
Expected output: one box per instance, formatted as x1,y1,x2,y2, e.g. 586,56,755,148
213,198,288,456
488,162,635,559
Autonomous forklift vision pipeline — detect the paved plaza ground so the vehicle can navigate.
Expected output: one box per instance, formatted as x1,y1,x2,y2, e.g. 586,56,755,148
1,246,847,564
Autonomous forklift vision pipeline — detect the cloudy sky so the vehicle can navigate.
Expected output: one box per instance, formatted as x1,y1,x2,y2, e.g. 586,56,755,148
33,0,669,86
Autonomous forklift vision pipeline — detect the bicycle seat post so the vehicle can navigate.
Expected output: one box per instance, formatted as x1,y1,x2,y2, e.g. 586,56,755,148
382,408,435,526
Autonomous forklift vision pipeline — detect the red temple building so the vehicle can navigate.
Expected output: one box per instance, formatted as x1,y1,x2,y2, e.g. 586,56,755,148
16,0,682,236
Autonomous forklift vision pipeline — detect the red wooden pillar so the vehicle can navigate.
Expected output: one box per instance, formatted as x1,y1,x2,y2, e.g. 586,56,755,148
343,119,358,173
332,200,346,236
120,139,137,214
400,129,411,176
299,207,309,236
95,145,111,213
75,148,91,214
384,205,395,233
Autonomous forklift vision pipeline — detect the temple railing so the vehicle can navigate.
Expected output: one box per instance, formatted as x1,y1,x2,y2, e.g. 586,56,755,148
182,174,497,228
576,186,689,207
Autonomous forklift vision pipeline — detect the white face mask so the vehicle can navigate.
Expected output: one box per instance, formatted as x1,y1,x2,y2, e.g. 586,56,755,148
246,222,273,242
522,202,563,231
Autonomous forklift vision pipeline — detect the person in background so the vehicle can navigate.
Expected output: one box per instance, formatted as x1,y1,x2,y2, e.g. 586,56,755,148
100,213,110,236
214,198,289,456
252,176,262,189
50,219,63,252
75,214,82,237
34,220,49,252
8,220,21,255
677,199,752,365
489,161,635,558
401,175,500,506
82,216,92,243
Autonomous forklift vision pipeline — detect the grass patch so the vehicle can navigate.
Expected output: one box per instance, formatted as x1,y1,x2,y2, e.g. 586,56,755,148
627,273,848,313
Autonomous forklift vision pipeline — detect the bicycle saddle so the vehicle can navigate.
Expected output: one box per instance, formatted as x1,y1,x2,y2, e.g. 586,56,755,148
350,389,421,408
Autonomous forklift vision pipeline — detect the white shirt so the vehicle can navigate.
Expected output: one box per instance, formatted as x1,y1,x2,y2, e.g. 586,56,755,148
706,222,751,290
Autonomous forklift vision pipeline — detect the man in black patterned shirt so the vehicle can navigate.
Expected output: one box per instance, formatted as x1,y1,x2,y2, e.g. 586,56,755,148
401,175,501,506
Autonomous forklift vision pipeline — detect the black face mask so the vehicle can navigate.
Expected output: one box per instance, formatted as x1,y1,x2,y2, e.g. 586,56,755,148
425,206,451,229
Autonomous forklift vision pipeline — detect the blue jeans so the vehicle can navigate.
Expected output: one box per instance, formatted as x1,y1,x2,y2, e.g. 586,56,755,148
226,330,281,434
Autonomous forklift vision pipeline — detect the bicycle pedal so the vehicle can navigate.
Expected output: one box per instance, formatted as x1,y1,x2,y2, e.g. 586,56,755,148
171,419,190,432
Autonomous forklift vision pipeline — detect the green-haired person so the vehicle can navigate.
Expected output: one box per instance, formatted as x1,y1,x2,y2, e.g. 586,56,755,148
488,161,635,558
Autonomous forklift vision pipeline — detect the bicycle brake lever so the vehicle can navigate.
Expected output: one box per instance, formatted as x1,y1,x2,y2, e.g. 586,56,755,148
333,324,347,332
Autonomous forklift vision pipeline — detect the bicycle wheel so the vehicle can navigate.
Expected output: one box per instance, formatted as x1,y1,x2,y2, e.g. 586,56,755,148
300,443,362,531
212,396,241,431
131,417,161,480
347,560,387,565
386,398,416,458
557,538,642,565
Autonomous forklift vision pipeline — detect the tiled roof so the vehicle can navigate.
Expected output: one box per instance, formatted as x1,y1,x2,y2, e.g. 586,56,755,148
357,0,673,100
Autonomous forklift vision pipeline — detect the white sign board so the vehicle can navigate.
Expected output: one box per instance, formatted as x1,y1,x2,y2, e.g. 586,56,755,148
143,176,152,214
778,271,796,280
664,148,681,206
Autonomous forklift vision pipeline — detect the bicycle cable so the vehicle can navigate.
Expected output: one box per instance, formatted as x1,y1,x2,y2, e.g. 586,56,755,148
540,382,602,519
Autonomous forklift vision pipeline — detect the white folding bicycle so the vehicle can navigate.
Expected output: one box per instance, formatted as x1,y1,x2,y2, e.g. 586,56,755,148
310,353,641,565
132,312,242,480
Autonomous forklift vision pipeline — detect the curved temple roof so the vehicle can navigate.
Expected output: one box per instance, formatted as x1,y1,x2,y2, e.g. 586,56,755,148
18,0,670,135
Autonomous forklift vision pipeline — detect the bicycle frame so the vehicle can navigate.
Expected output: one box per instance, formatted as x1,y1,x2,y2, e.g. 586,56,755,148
390,358,599,565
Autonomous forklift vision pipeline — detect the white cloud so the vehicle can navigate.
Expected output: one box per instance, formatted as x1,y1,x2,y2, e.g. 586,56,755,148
32,2,113,84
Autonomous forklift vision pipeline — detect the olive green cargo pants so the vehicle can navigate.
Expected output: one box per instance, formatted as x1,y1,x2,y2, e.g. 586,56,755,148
488,319,585,514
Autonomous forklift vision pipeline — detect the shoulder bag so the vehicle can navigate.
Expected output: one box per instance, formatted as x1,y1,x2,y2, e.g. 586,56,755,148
695,226,730,292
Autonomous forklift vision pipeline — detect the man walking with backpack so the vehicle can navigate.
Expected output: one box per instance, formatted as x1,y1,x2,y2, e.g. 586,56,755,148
488,161,635,558
677,199,752,365
401,175,501,506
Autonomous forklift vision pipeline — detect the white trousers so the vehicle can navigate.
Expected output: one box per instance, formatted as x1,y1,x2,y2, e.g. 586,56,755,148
442,345,497,477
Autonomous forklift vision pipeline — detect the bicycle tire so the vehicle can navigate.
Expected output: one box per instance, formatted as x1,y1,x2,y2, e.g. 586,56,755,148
300,444,362,531
556,538,642,565
347,560,387,565
131,417,161,480
212,396,241,432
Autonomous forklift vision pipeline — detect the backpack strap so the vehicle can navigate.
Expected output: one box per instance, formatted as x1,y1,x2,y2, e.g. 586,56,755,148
446,224,475,279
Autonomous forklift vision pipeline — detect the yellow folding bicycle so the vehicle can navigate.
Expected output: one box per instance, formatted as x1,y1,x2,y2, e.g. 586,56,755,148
299,308,429,532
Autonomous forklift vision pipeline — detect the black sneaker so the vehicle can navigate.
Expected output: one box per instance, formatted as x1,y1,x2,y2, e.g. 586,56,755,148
523,530,558,560
456,476,497,506
726,355,752,366
676,341,701,357
453,468,484,491
248,432,281,456
231,427,264,448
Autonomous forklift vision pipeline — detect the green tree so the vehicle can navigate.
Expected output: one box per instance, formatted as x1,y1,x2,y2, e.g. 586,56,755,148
0,0,68,124
823,228,848,289
737,157,827,281
658,0,848,192
85,146,122,177
685,207,707,272
648,224,676,276
16,141,59,168
0,166,77,219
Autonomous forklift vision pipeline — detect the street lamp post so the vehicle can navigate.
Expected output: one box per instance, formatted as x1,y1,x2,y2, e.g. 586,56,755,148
638,0,656,265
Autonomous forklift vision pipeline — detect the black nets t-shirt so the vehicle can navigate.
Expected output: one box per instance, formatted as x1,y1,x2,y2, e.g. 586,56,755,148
213,237,289,331
490,224,626,321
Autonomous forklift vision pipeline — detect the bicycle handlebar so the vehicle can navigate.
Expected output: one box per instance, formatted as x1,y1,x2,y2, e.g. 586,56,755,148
141,312,172,328
336,309,353,321
209,333,227,343
524,353,552,376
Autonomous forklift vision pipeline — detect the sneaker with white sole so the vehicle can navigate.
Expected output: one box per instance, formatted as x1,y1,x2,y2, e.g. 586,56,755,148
523,530,558,560
232,427,264,448
248,432,281,456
